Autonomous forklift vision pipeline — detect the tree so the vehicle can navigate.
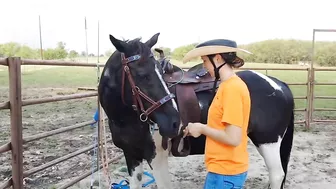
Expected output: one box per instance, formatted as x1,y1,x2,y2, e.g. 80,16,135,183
171,43,198,60
16,45,39,59
0,42,21,57
54,41,68,59
68,50,79,61
169,40,336,66
0,42,39,59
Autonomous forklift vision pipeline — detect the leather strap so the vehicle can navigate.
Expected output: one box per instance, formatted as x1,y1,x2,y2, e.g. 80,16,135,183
120,52,175,122
170,84,202,157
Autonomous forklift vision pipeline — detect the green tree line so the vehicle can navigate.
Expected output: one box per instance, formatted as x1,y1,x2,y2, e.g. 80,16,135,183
0,41,103,61
1,39,336,66
0,42,69,60
169,39,336,66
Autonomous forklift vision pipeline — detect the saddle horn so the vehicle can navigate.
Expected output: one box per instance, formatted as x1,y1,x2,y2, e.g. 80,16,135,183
154,48,174,74
154,48,165,59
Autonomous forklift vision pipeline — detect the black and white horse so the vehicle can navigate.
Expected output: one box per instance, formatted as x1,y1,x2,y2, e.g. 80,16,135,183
98,33,295,189
161,59,295,189
98,33,182,189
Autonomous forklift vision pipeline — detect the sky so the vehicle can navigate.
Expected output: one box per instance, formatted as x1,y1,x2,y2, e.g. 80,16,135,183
1,0,336,55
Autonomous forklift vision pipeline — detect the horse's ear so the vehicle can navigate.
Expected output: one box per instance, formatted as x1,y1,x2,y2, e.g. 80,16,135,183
145,33,160,48
109,34,127,52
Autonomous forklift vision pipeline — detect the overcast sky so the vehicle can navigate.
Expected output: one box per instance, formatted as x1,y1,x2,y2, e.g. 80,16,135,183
1,0,336,54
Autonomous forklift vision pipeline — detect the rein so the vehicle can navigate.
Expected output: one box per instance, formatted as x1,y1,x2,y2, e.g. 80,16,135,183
120,52,175,122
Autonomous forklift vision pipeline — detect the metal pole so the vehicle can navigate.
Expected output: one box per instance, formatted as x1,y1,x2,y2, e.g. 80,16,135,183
97,20,100,63
85,17,89,63
309,28,336,126
8,57,23,189
311,29,315,71
39,15,43,60
307,29,317,128
96,20,101,180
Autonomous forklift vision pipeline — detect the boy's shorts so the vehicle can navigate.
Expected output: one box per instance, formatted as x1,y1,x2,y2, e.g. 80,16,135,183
203,171,248,189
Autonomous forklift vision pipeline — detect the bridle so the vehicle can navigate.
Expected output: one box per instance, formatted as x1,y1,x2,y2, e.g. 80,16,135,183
120,52,176,122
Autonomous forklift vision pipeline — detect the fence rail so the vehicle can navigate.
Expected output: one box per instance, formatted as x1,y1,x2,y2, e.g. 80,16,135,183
0,57,116,189
23,138,112,177
0,58,7,66
0,101,9,110
1,57,336,189
22,92,97,107
0,142,11,154
21,59,105,67
23,120,96,144
0,179,11,189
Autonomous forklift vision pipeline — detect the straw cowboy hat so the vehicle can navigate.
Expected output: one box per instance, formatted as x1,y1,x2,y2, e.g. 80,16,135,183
182,39,252,64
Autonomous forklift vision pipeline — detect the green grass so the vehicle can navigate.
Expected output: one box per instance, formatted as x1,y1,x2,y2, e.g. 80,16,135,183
0,66,98,88
0,59,335,120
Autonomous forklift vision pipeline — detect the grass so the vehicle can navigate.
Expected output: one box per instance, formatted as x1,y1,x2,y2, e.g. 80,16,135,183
0,58,335,121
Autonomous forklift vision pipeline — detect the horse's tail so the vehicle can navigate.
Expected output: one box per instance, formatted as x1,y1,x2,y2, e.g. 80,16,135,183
280,105,294,188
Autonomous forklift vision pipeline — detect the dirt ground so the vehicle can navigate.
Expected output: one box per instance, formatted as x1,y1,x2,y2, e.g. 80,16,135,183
1,87,336,189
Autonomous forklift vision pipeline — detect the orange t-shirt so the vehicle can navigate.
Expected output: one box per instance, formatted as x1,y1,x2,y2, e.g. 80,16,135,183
204,74,251,175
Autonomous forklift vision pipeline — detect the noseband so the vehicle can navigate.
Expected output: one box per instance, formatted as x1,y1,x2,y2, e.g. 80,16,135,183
120,52,175,122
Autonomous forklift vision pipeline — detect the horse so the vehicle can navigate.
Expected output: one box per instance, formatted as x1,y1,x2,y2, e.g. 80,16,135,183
156,48,295,189
98,33,183,189
98,32,294,189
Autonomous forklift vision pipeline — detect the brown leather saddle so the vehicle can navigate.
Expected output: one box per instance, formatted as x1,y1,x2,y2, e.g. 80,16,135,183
162,63,220,157
163,65,214,83
163,63,220,124
155,48,219,156
163,63,219,92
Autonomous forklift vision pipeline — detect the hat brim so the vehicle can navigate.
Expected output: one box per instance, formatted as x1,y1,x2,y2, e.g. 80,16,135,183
182,45,252,63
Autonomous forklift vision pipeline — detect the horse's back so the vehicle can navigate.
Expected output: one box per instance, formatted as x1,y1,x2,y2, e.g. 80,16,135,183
236,70,293,103
236,70,294,143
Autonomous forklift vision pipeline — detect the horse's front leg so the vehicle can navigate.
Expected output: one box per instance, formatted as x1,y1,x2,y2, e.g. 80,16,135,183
124,153,143,189
151,127,172,189
130,162,143,189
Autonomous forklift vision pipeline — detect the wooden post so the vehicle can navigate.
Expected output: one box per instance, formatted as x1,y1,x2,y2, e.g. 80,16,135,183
8,57,23,189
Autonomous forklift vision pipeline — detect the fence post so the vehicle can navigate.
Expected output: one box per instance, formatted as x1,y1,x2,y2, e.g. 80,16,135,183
8,57,24,189
309,68,315,125
305,68,311,129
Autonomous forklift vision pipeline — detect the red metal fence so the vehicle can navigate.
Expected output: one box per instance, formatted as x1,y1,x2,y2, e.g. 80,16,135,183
0,57,336,189
0,57,123,189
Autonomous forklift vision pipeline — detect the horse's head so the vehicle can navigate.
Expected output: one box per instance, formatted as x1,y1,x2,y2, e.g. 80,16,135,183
108,33,181,138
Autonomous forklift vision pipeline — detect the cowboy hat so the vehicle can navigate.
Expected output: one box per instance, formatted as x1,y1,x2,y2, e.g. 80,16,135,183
182,39,252,63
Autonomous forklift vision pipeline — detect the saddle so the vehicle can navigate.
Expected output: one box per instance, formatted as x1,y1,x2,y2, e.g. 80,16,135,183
163,63,218,92
154,48,219,156
163,64,214,84
163,63,220,157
